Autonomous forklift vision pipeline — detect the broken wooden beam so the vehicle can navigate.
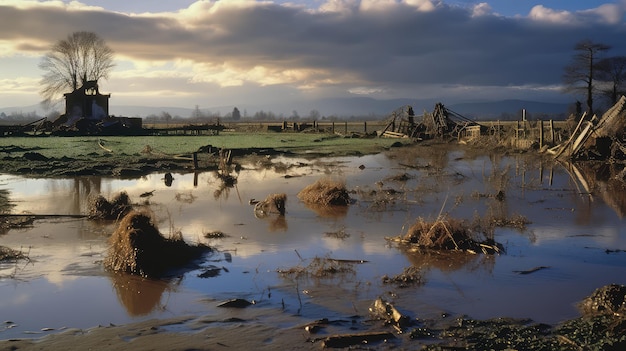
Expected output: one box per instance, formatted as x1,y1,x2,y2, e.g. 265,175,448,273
322,331,395,348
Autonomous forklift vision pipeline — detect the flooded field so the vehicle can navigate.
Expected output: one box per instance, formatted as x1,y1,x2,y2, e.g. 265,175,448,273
1,145,625,345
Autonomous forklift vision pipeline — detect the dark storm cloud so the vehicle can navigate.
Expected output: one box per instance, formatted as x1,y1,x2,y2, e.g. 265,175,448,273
1,1,624,95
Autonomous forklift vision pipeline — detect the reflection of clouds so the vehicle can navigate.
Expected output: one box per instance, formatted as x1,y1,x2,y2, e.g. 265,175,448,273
1,219,109,286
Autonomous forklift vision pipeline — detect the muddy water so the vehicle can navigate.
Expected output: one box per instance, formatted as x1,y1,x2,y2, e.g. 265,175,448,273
1,149,625,339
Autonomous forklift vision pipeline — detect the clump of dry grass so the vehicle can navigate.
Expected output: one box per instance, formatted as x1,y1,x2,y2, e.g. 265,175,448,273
488,214,531,230
278,256,356,279
0,216,35,234
297,179,351,206
203,230,227,239
254,193,287,216
89,191,132,220
400,216,503,254
578,284,626,318
381,266,424,288
324,227,350,240
104,210,211,278
0,245,28,262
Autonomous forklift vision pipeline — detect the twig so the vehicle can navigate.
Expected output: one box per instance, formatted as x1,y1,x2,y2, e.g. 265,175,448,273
513,266,550,275
294,249,304,261
97,139,113,153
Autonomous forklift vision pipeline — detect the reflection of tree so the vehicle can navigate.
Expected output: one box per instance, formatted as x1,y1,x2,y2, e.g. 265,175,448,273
71,177,102,215
0,189,15,214
108,272,179,316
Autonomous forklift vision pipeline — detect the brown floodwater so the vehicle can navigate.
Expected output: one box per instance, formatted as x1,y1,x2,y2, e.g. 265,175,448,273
1,149,625,339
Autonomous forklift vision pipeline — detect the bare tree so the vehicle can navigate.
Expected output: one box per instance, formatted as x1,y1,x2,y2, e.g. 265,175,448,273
562,39,611,116
39,31,115,106
596,56,626,105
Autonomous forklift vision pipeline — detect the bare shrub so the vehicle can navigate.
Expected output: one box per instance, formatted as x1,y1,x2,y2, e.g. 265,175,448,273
104,210,211,278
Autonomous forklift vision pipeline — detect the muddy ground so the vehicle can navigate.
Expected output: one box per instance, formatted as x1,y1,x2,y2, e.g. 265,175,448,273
1,136,625,350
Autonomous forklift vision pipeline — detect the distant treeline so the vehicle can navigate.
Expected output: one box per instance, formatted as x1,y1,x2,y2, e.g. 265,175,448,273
0,107,570,126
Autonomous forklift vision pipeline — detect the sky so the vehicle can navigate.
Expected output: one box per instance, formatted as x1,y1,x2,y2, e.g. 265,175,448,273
0,0,625,116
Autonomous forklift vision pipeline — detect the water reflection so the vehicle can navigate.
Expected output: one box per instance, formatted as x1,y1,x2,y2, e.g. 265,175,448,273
109,273,177,316
568,161,626,219
402,248,496,274
301,203,349,218
1,150,626,336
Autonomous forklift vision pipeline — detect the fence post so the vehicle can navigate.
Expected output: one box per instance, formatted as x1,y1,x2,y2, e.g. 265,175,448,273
364,121,367,133
539,120,544,149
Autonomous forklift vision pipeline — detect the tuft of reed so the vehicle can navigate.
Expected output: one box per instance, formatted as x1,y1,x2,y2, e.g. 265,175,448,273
104,210,211,278
297,179,351,206
278,256,356,279
401,216,503,255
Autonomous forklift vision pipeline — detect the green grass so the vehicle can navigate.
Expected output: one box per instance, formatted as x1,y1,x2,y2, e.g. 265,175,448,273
0,132,408,159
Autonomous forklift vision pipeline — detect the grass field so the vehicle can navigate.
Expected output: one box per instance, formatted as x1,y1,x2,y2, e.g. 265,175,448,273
0,131,408,159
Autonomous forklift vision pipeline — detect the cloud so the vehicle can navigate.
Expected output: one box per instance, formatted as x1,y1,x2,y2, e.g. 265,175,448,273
528,5,575,23
579,4,625,25
0,0,625,110
471,2,492,17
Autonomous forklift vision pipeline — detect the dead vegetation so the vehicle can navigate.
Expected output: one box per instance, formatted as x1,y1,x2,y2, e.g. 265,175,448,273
104,210,211,278
277,256,359,279
254,193,287,217
203,230,227,239
88,191,133,220
0,216,35,234
578,284,626,318
0,245,28,262
395,216,503,254
381,266,424,287
297,178,351,206
324,227,350,240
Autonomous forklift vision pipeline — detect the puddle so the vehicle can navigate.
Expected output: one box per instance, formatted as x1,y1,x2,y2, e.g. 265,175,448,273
1,151,626,339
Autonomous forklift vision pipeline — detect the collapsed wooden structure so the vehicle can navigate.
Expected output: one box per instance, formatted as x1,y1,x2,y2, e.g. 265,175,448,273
378,103,483,139
548,96,626,160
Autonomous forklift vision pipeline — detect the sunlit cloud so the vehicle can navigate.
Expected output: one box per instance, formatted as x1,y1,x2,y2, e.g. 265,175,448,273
348,86,387,95
471,2,492,17
528,5,575,24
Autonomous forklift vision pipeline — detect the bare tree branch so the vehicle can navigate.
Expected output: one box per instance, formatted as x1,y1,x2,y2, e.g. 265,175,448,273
39,31,115,106
562,39,611,116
